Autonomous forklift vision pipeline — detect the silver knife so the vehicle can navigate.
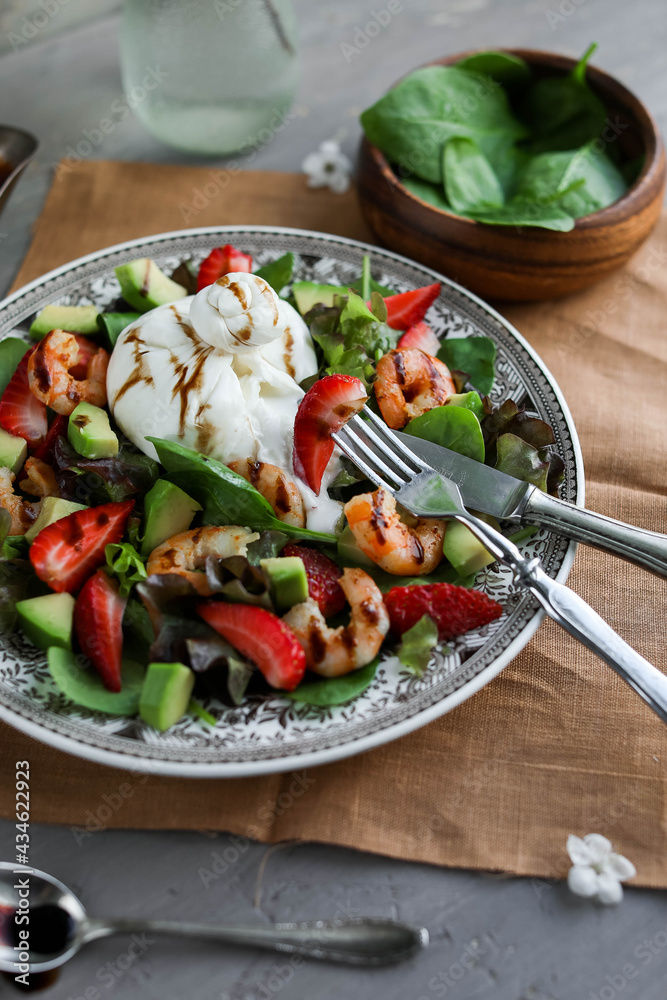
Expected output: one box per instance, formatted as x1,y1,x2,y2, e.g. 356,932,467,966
397,431,667,579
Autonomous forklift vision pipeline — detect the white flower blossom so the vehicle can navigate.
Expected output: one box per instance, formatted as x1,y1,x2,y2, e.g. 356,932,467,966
302,140,352,193
566,833,636,905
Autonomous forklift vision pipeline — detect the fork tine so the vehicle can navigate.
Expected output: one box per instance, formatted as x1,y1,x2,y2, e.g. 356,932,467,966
334,423,406,491
333,426,395,492
349,414,418,479
361,406,431,472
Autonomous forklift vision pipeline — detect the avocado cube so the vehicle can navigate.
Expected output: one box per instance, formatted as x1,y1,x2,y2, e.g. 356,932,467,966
140,479,202,558
68,402,118,459
0,427,27,474
261,556,309,611
0,337,29,398
29,304,99,340
25,497,88,544
139,662,195,731
292,281,347,316
115,258,188,313
16,592,76,651
443,519,498,576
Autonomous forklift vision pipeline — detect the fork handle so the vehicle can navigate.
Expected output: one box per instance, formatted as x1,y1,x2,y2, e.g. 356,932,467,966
457,514,667,724
523,489,667,579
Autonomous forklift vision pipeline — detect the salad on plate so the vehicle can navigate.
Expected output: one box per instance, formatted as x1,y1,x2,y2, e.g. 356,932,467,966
0,245,564,731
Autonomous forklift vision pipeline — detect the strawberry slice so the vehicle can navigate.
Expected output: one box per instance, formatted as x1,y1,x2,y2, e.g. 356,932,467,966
293,374,368,494
282,543,345,617
196,244,253,292
74,569,127,692
382,283,441,331
384,582,503,640
0,347,47,448
197,602,306,691
397,321,440,356
30,499,134,594
32,414,69,464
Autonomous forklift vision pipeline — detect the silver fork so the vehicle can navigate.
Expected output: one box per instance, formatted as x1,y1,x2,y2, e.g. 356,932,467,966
333,407,667,725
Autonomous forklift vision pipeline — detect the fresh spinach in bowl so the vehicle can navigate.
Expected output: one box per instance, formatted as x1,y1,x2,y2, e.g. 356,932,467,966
360,44,632,231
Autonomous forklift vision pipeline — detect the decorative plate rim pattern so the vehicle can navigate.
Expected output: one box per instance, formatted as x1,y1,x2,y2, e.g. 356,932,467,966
0,226,584,777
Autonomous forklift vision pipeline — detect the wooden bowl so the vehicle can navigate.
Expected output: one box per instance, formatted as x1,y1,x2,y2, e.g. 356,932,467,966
357,49,666,301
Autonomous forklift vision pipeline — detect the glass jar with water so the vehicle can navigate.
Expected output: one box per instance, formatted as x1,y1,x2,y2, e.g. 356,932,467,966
120,0,300,156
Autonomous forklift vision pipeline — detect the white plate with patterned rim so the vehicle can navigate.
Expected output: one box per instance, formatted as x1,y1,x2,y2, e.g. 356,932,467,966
0,227,583,777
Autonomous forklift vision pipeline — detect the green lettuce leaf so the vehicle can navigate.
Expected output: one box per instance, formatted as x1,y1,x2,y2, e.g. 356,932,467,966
254,252,294,294
494,432,550,491
396,614,440,676
105,542,147,598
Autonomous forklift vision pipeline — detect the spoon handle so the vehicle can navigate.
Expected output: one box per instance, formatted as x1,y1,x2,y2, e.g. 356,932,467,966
83,917,427,966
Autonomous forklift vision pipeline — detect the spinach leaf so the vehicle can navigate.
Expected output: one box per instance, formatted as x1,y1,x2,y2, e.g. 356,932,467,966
437,336,496,395
0,337,29,397
254,252,294,294
455,51,531,88
402,176,452,211
396,614,440,676
286,657,379,706
495,432,550,491
515,142,626,217
361,65,527,184
188,699,217,726
311,292,397,390
443,137,505,212
519,43,607,153
404,405,485,463
348,255,395,298
48,648,145,716
147,437,337,544
465,202,575,231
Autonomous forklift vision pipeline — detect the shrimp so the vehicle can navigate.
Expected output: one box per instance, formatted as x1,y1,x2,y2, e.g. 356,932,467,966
19,457,59,498
227,459,306,527
283,567,389,677
344,487,445,576
28,329,110,416
146,525,259,596
0,467,40,535
374,348,456,429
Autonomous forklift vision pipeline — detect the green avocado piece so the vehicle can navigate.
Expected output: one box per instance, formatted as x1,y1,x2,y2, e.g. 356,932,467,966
261,556,309,611
68,402,118,460
97,311,141,350
29,304,99,339
443,515,500,576
140,479,202,558
446,391,485,421
115,258,188,313
25,497,88,544
0,337,29,398
139,662,195,731
0,427,27,474
292,281,347,316
336,524,375,568
16,592,75,651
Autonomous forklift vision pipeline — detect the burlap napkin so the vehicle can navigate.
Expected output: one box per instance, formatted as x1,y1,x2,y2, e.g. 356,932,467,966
1,161,665,887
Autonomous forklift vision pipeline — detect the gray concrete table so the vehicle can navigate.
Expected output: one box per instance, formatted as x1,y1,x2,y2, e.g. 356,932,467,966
1,2,667,998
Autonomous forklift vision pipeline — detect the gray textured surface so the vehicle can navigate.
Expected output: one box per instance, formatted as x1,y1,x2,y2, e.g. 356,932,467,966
1,2,667,997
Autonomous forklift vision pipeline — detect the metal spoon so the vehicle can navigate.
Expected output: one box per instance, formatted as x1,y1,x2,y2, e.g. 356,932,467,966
0,125,38,216
0,864,427,970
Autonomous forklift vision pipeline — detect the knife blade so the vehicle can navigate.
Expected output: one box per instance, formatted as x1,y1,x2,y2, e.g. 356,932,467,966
394,430,667,579
395,431,532,521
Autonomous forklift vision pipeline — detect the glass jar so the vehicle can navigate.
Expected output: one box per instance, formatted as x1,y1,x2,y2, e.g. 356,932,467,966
119,0,300,156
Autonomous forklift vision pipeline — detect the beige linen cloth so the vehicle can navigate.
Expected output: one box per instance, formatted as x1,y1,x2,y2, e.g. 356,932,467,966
0,161,665,886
